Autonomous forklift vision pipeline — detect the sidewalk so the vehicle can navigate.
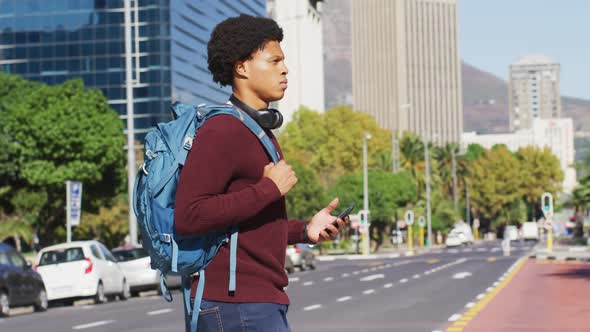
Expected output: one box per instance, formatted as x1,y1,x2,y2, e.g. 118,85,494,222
532,243,590,261
457,258,590,332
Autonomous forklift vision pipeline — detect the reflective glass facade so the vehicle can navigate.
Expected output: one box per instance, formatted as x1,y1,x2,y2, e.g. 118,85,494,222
0,0,265,139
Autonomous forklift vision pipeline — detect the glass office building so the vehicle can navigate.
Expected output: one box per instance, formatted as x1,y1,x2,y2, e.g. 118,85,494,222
0,0,265,139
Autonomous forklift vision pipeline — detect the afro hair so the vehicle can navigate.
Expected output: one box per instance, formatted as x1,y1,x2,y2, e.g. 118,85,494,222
207,14,283,87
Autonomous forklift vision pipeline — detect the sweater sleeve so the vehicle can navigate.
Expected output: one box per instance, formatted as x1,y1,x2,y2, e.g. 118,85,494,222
287,220,307,245
174,116,282,236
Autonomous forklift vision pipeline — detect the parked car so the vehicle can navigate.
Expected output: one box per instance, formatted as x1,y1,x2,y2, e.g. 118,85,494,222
445,231,466,247
36,241,129,305
0,244,47,316
284,254,295,274
111,245,181,296
453,223,475,244
521,222,539,241
286,244,316,270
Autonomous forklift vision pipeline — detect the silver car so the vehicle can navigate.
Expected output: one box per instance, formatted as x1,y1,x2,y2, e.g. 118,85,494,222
286,244,316,271
111,245,181,296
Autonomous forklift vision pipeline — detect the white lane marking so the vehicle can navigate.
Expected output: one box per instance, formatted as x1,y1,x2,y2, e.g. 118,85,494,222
147,308,173,316
303,304,322,311
452,272,472,280
324,277,334,282
363,289,375,295
361,269,369,273
370,267,377,271
486,287,494,292
360,273,385,282
73,320,115,330
493,282,500,286
491,248,500,252
388,253,400,258
449,249,459,254
432,249,443,253
353,271,360,275
448,314,462,322
477,248,487,252
400,278,408,283
337,296,352,302
341,273,350,278
385,264,392,268
288,277,300,282
465,302,475,308
463,248,473,252
476,293,486,300
303,281,314,286
384,283,394,288
413,274,421,279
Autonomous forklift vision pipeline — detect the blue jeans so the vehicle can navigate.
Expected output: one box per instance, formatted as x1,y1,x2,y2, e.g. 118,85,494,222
196,299,291,332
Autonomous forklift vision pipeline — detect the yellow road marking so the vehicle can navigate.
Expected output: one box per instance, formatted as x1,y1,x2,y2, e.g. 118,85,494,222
445,258,527,332
487,257,497,262
427,259,440,264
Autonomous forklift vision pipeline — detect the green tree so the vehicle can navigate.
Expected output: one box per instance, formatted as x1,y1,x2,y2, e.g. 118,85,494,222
516,146,564,220
74,196,129,249
329,170,417,252
0,73,126,245
279,106,392,187
285,161,326,220
467,145,523,231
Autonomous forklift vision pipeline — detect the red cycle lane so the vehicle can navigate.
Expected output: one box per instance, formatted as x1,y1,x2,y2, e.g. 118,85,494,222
463,259,590,332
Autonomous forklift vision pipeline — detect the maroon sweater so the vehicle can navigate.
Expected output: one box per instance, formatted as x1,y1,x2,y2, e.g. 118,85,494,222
174,114,306,304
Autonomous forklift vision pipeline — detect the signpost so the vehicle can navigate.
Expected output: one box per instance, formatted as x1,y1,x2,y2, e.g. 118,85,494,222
418,216,425,247
66,181,83,243
473,218,480,241
541,192,554,253
405,210,414,251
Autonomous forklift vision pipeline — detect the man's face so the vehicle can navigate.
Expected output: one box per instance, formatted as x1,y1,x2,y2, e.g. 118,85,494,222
242,40,289,102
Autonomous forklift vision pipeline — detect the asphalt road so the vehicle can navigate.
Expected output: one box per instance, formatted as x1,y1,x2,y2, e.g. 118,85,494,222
0,241,534,332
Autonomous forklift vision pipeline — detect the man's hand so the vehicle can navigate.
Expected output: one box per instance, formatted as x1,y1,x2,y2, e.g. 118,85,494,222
263,160,297,196
306,198,348,243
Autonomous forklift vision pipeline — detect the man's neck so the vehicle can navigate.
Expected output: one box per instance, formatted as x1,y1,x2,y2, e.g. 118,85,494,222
232,89,268,110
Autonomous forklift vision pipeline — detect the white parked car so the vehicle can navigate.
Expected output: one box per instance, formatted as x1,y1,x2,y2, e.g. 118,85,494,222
111,245,181,296
36,241,129,304
521,222,539,241
445,231,466,247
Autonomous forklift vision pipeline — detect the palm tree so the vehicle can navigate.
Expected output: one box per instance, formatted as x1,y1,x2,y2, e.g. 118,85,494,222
399,132,425,195
0,215,35,252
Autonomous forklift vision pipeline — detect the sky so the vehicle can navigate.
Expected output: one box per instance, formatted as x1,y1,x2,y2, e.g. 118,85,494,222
459,0,590,100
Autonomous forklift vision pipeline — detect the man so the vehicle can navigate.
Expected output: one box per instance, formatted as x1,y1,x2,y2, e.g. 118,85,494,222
174,14,346,331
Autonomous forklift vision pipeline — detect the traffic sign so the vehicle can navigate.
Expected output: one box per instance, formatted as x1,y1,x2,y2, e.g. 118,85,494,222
67,181,83,226
418,216,425,228
405,210,414,225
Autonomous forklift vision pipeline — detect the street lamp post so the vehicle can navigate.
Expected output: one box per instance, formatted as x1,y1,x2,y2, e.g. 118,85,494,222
124,0,138,245
362,132,371,255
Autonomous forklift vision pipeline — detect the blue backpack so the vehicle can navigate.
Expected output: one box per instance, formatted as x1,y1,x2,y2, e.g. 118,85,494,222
133,102,280,332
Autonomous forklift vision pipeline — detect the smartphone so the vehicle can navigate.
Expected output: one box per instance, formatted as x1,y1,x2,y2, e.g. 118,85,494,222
324,203,355,235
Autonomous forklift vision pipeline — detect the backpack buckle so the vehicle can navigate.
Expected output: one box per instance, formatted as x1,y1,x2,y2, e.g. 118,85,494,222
159,234,172,243
183,136,193,150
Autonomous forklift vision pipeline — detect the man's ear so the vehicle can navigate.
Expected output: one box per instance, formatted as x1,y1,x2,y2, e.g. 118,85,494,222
234,61,248,79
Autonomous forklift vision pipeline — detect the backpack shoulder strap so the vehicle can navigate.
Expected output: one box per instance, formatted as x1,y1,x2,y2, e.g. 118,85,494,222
198,105,281,164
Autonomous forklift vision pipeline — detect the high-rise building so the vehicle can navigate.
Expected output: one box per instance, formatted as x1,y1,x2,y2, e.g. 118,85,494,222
351,0,462,143
0,0,266,140
267,0,325,124
509,55,561,131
